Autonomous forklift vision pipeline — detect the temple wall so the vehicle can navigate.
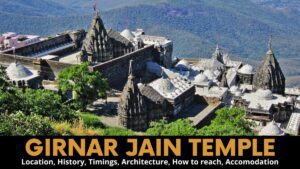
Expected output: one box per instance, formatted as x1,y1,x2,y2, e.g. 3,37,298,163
0,53,38,70
1,45,161,89
4,31,85,57
90,45,160,89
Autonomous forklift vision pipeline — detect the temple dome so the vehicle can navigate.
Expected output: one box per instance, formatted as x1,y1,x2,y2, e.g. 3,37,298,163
6,62,33,80
256,89,273,100
238,64,254,74
259,121,284,136
194,74,208,83
121,29,135,41
175,59,190,71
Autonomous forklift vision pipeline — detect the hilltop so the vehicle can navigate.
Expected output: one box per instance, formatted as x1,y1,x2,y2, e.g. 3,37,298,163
0,0,299,86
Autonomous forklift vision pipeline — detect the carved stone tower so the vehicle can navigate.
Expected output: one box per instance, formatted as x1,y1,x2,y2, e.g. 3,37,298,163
118,60,148,131
253,36,285,94
212,44,224,64
80,10,113,63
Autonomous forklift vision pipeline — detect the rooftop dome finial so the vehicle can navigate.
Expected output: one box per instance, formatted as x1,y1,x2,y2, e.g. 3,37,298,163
268,35,272,51
93,3,99,17
12,47,16,64
128,59,133,76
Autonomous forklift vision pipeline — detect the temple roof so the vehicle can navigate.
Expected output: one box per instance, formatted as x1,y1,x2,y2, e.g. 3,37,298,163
6,62,34,80
259,121,284,136
80,11,112,62
175,59,190,71
241,89,290,111
194,73,209,83
253,41,285,94
107,29,133,47
120,29,135,41
118,60,147,116
139,84,166,104
238,64,255,75
212,44,223,64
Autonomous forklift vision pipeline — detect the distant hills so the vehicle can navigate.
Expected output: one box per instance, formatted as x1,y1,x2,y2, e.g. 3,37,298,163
0,0,299,87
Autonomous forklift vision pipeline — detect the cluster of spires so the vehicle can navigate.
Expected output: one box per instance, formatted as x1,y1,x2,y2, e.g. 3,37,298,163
212,35,285,94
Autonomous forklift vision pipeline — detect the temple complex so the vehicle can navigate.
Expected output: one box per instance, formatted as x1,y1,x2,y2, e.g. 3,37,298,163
0,7,299,135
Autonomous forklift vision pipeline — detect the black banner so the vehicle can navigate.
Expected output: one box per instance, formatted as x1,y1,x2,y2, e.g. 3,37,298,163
0,136,297,169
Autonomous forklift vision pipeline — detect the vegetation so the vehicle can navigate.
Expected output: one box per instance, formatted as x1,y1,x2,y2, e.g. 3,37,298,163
52,120,135,136
80,113,105,128
58,62,109,111
0,112,56,136
100,127,136,136
1,0,299,86
146,119,197,136
51,120,101,136
146,107,254,136
19,89,79,121
0,66,10,91
198,107,254,136
0,63,138,136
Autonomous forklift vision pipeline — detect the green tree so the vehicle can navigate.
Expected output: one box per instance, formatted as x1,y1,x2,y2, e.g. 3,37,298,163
101,127,135,136
0,112,56,136
146,119,197,136
0,67,20,113
0,66,10,90
0,89,21,113
197,107,254,136
19,89,79,121
58,62,109,111
80,113,104,128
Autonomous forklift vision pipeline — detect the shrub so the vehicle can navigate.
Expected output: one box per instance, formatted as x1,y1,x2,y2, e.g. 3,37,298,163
58,62,109,111
80,113,105,128
0,112,56,136
19,89,79,121
197,107,254,136
52,120,101,136
146,119,197,136
100,127,135,136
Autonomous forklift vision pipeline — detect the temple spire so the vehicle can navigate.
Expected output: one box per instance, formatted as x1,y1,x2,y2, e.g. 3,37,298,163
93,3,99,17
268,35,272,51
212,43,223,64
267,35,274,55
79,4,112,63
253,35,285,94
118,60,147,131
13,47,17,63
128,59,133,76
93,3,97,12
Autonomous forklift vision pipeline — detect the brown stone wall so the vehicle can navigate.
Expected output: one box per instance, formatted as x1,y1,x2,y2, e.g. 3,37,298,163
90,45,160,89
0,53,38,70
1,45,161,90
